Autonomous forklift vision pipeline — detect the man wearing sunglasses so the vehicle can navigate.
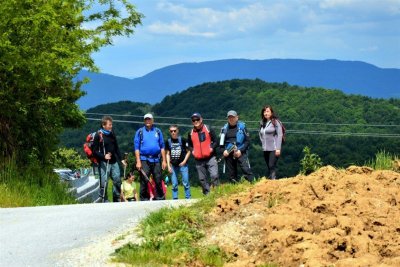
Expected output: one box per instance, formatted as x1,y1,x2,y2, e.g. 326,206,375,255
134,113,166,201
165,125,191,199
187,113,219,195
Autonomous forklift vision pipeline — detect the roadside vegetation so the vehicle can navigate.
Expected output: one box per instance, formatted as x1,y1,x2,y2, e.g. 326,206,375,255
113,182,252,267
0,158,76,208
0,1,142,206
365,150,399,171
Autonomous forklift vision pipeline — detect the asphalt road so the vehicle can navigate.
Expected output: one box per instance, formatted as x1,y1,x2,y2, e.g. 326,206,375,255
0,200,195,267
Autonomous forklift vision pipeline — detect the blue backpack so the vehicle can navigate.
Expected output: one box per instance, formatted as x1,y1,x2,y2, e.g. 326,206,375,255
221,121,247,150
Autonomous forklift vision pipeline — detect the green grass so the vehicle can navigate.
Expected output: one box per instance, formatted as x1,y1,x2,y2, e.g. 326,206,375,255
112,181,253,266
0,158,77,207
365,150,398,171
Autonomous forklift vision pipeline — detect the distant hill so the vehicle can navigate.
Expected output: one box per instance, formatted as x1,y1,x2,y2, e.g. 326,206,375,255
77,59,400,109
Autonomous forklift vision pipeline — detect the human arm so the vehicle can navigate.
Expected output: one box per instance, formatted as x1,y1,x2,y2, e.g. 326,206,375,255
187,132,193,152
275,121,283,156
93,133,106,161
113,131,126,166
209,127,218,153
120,184,127,202
158,131,167,170
235,128,250,158
134,130,142,170
179,148,191,166
161,148,167,170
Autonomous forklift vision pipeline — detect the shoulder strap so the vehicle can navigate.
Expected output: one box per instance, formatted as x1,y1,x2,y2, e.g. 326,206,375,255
237,121,245,131
178,136,182,146
167,137,172,148
222,123,228,134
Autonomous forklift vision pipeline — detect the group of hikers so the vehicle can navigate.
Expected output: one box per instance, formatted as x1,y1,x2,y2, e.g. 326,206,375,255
91,105,283,202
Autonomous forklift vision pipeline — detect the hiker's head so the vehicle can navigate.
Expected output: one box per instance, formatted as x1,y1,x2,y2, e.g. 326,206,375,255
126,172,135,181
227,110,238,126
261,105,275,121
101,116,113,131
169,125,179,137
143,113,154,128
191,113,203,129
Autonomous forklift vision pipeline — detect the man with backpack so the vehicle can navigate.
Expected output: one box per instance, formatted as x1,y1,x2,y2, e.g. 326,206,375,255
165,124,191,199
220,110,254,183
187,113,219,195
134,113,167,201
92,116,127,202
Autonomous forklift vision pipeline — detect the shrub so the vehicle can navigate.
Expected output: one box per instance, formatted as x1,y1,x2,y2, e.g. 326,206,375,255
300,146,323,175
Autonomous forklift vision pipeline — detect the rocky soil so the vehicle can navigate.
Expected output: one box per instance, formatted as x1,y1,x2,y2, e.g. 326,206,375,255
205,166,400,267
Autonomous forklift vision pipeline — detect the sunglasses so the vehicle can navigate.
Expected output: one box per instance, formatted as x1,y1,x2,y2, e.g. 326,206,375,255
169,129,177,133
192,118,200,122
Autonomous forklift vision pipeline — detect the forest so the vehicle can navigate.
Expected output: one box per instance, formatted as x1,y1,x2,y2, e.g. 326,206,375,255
61,79,400,180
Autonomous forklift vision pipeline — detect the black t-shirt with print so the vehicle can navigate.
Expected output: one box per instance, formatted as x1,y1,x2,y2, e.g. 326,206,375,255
165,137,187,166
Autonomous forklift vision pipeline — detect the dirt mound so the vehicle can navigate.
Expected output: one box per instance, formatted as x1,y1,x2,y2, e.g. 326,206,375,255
205,166,400,267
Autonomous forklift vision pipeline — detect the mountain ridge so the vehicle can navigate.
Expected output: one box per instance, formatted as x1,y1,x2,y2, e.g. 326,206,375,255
77,58,400,109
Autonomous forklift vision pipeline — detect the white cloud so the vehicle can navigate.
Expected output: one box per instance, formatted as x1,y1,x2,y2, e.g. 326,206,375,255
148,21,216,37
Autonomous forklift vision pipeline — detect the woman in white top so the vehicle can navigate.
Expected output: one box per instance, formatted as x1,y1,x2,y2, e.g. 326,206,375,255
259,105,283,179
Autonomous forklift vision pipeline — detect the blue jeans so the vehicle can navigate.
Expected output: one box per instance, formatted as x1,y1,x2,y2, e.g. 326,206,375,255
171,164,191,199
99,161,121,202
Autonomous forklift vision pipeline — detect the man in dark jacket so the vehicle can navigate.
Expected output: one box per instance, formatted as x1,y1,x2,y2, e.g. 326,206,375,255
220,110,254,183
93,116,127,202
187,113,219,195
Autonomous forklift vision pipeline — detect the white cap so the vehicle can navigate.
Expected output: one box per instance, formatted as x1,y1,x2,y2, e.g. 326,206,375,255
144,113,153,119
227,110,238,117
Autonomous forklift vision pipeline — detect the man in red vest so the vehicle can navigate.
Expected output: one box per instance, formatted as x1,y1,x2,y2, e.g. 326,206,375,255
187,112,219,195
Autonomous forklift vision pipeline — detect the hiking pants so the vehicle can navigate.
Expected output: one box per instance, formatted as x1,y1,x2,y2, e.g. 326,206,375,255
195,156,219,195
263,151,279,179
225,153,254,183
99,161,121,202
140,161,165,201
171,164,191,199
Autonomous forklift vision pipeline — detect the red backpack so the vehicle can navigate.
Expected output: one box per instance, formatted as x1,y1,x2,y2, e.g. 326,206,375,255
83,131,103,164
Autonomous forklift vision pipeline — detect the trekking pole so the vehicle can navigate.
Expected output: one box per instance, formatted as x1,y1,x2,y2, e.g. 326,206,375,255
139,168,151,183
217,143,237,163
102,159,110,203
123,152,128,179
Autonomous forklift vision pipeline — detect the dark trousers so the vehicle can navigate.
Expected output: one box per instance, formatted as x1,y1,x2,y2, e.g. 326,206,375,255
139,161,165,201
263,151,279,179
225,153,254,183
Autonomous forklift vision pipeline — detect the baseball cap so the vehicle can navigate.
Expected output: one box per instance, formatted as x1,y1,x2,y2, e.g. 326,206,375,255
191,112,202,119
227,110,237,117
143,113,153,119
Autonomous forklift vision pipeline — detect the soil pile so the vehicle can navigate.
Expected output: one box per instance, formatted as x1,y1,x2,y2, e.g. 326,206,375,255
205,166,400,267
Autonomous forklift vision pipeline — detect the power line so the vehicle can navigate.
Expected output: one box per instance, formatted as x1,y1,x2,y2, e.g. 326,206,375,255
85,112,400,128
85,118,400,138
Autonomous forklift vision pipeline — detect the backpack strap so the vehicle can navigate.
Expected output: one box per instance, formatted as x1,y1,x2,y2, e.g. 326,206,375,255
178,136,182,146
167,137,172,149
168,136,183,149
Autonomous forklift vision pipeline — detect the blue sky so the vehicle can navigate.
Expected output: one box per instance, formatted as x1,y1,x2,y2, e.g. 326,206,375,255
92,0,400,78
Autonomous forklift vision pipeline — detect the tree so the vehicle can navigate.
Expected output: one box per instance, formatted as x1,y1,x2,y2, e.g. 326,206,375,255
0,0,143,163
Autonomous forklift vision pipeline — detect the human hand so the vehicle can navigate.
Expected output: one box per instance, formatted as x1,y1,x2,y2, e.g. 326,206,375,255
275,150,281,157
234,150,242,158
121,160,127,166
223,150,229,157
136,160,142,170
162,160,167,170
179,161,186,167
105,153,112,160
